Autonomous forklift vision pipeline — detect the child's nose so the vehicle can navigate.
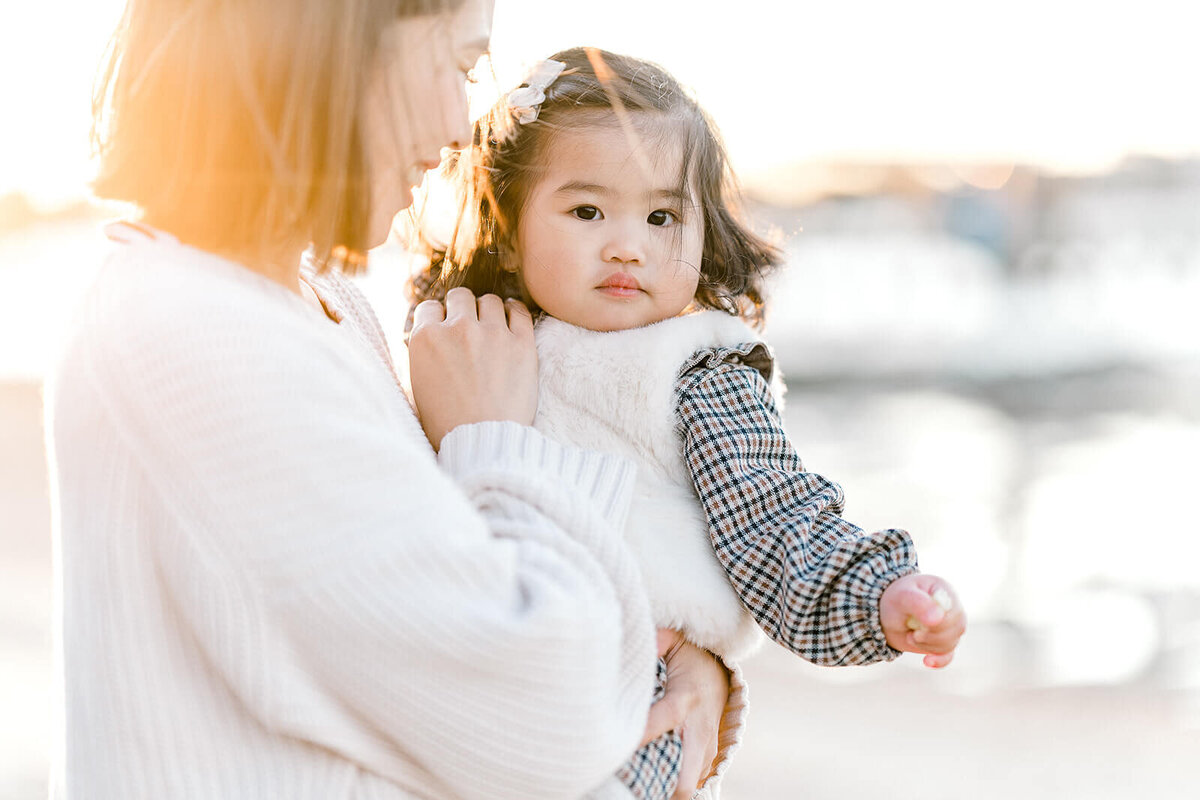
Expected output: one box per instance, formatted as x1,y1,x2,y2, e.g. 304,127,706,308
601,222,646,265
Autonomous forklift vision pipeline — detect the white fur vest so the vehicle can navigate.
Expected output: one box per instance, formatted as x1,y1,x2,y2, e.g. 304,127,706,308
534,311,784,662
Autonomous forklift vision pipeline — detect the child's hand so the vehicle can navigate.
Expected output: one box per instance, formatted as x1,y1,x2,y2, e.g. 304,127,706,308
879,574,966,669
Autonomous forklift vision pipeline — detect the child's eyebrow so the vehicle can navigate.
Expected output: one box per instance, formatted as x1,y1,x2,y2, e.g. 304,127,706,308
651,188,689,203
554,181,610,196
554,181,691,203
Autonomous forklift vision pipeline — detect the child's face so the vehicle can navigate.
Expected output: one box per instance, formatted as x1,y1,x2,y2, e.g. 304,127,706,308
514,121,703,331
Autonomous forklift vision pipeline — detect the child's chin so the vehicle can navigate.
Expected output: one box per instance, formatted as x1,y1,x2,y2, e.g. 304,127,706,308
583,314,660,333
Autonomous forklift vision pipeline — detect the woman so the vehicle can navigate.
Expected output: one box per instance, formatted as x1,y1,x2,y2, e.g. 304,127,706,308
46,0,734,798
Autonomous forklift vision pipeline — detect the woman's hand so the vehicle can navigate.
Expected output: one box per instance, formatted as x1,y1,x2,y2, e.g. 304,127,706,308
408,288,538,450
642,629,730,799
880,573,966,668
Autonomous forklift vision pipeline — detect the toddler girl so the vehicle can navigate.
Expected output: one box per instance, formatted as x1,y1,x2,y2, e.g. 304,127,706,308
409,47,966,799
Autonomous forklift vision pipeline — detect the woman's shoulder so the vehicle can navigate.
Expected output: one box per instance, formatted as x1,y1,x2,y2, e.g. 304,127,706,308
48,229,410,443
54,226,357,398
99,224,309,316
89,226,329,340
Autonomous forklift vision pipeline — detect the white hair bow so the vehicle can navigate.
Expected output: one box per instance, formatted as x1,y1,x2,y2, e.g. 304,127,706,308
506,59,566,124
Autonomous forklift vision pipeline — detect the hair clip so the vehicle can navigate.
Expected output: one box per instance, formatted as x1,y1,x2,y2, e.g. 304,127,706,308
505,60,566,124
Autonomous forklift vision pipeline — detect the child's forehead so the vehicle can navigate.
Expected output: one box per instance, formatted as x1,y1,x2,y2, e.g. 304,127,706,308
536,114,690,188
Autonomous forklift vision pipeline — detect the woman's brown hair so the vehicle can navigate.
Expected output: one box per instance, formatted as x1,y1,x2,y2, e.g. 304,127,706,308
409,46,782,326
92,0,464,272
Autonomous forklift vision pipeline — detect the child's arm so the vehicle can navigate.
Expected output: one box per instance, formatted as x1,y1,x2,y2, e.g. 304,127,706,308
676,345,957,667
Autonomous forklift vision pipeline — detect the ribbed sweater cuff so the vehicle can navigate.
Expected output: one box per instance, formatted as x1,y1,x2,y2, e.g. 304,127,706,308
438,421,637,530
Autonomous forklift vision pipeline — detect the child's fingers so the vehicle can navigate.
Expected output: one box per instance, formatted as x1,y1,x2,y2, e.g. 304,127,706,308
881,574,966,654
882,575,966,667
905,582,959,631
923,650,956,669
904,596,946,632
909,608,966,653
911,627,958,651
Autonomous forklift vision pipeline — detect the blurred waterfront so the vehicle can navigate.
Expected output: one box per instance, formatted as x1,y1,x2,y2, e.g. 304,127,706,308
3,156,1200,797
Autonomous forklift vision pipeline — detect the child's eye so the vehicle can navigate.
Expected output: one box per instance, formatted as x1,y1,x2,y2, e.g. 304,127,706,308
647,209,679,227
571,206,602,221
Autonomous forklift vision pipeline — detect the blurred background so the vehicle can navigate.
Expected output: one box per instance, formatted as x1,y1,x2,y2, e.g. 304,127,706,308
3,1,1199,797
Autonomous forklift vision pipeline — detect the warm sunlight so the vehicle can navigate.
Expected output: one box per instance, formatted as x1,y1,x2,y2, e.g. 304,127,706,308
0,3,125,205
3,4,1200,797
4,0,1199,207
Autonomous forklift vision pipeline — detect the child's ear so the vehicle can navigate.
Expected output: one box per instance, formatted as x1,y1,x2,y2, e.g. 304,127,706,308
499,244,521,273
499,265,527,305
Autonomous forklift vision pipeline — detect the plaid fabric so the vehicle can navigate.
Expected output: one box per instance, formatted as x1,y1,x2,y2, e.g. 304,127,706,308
615,657,681,799
675,344,919,666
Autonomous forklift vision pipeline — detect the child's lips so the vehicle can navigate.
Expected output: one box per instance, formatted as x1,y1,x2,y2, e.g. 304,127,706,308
597,273,642,298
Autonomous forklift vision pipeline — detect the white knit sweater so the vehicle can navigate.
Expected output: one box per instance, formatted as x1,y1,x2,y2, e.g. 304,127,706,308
44,227,658,799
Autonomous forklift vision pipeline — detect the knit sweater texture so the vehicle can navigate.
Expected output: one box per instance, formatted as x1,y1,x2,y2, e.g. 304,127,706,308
44,226,658,799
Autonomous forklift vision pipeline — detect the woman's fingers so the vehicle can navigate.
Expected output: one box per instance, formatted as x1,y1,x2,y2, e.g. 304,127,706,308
505,298,533,336
640,683,716,798
641,693,718,798
443,286,479,321
640,631,729,797
640,629,687,746
673,730,712,800
475,293,506,325
443,291,529,335
656,628,685,659
410,298,446,331
407,287,538,450
672,720,719,799
640,692,685,748
704,731,719,783
414,290,530,336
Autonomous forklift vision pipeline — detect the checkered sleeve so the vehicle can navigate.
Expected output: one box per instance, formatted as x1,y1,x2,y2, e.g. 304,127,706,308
614,657,681,800
675,345,919,666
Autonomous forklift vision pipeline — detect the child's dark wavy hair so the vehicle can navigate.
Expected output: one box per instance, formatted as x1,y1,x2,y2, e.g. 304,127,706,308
408,46,782,327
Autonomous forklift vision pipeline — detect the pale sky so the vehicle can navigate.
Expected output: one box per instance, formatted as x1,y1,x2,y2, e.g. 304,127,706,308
3,0,1199,207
